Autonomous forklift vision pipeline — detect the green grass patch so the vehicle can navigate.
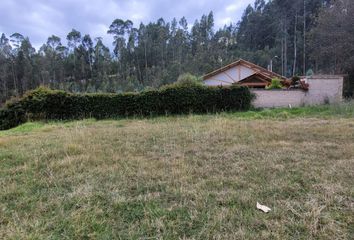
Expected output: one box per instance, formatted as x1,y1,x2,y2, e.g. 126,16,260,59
230,101,354,119
0,102,353,238
0,122,46,136
1,102,353,134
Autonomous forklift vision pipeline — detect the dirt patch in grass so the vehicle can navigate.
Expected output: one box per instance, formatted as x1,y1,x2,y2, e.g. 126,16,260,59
0,115,353,239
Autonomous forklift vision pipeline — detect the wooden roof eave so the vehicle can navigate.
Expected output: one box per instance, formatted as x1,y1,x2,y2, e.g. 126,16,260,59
238,59,286,80
203,60,242,80
203,58,287,81
238,73,272,84
238,82,269,87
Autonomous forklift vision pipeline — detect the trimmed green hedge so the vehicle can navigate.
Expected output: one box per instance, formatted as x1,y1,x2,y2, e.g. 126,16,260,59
0,85,253,130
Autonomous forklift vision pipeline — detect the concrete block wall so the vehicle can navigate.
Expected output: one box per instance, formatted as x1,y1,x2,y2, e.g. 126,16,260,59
305,76,344,105
252,75,344,108
252,90,306,108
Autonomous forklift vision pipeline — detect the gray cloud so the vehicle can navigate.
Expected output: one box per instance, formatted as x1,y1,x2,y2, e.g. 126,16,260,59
0,0,254,49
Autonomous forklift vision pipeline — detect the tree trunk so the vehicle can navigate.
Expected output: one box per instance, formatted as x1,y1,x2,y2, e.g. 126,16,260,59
284,23,288,77
293,14,298,76
11,61,17,96
303,0,306,75
134,52,142,84
281,20,284,76
144,40,148,82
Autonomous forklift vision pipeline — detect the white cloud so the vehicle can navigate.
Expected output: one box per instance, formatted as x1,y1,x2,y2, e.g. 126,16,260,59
217,17,233,27
226,4,240,12
0,0,255,50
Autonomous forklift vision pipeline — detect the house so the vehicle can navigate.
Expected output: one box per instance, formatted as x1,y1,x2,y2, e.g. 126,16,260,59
203,59,287,88
203,59,344,108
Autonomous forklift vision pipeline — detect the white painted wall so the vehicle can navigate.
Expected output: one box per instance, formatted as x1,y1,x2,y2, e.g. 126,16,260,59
252,76,344,108
204,65,256,86
240,66,255,80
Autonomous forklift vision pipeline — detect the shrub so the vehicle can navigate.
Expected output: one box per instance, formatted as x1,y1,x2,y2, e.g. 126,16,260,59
173,73,202,87
266,78,283,90
0,85,253,130
0,108,26,130
291,76,301,86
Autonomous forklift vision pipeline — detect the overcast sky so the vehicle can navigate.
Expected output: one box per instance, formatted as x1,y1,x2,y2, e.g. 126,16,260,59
0,0,254,50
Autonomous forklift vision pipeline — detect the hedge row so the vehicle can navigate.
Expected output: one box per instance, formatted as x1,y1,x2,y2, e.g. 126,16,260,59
0,85,254,130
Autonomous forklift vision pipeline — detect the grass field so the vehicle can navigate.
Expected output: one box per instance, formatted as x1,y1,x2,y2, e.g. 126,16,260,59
1,104,354,239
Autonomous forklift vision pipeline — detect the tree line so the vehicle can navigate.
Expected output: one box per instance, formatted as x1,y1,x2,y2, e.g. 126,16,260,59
0,0,353,103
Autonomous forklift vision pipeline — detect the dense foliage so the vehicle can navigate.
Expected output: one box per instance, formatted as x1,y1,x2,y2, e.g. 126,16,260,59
2,0,353,104
308,0,354,96
0,85,253,130
266,78,283,90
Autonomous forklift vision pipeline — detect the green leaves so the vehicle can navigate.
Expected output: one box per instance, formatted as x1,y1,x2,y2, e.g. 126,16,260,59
0,86,253,130
266,78,283,90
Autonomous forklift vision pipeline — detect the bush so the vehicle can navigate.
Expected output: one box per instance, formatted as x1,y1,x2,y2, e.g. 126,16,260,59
0,108,26,130
0,85,253,130
291,76,301,86
174,73,202,87
266,78,283,90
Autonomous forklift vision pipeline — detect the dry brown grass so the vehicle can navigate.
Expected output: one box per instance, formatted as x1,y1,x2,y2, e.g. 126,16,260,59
0,115,353,239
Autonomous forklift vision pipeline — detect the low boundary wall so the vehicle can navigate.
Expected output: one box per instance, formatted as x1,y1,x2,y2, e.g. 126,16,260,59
252,75,344,108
